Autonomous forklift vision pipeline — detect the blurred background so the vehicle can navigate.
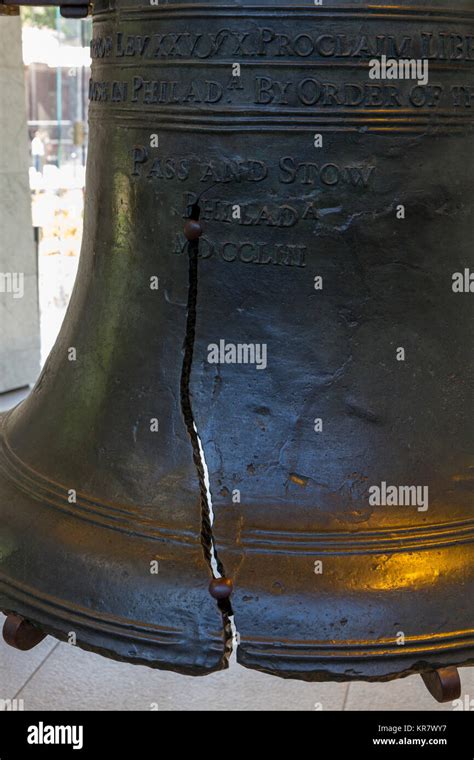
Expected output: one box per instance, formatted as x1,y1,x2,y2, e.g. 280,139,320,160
23,8,90,364
1,9,89,394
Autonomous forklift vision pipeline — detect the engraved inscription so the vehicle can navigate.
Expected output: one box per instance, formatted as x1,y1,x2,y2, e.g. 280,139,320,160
90,30,474,62
89,75,469,110
173,235,307,268
130,149,376,190
86,14,474,282
182,195,322,228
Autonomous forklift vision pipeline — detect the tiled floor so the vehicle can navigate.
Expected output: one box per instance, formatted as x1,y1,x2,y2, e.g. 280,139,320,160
0,389,472,711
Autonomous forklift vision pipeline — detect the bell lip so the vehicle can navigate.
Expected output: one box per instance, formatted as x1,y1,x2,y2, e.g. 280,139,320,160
0,439,230,677
1,417,472,682
4,587,473,683
0,601,229,677
232,623,474,682
0,580,229,677
236,650,474,684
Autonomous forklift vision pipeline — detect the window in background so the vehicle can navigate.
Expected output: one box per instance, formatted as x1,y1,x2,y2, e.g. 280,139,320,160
22,8,91,364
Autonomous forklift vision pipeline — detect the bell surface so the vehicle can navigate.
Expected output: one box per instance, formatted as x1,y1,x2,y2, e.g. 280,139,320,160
0,0,473,688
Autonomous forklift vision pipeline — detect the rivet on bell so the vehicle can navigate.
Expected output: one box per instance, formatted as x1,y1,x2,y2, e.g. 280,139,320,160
183,219,203,241
209,577,233,600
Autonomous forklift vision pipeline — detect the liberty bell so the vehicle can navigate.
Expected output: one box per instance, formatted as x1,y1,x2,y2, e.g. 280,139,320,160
0,0,473,704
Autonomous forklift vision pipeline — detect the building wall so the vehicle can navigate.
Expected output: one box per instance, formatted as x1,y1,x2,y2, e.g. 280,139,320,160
0,15,40,393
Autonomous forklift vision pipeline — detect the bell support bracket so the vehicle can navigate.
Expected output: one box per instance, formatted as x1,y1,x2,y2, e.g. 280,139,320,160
421,668,462,704
3,614,47,651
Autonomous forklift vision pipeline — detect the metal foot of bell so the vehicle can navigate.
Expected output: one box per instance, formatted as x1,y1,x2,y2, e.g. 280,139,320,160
421,667,461,703
2,614,46,651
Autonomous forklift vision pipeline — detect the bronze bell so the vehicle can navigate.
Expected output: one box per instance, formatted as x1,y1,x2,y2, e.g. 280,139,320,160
1,0,473,703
